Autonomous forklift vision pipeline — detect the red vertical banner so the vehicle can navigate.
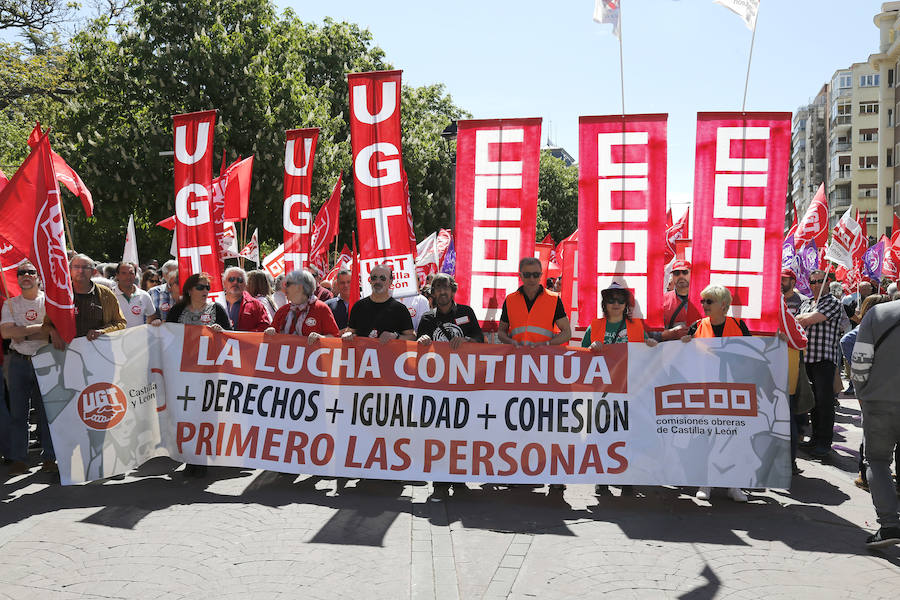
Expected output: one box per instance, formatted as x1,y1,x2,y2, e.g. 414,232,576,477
689,112,791,334
454,118,541,329
282,128,318,273
348,70,418,297
558,236,580,337
173,110,223,302
577,115,668,329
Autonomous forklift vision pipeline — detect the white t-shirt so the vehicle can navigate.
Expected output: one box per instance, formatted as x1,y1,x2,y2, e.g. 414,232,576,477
113,285,157,328
1,292,48,355
398,294,431,331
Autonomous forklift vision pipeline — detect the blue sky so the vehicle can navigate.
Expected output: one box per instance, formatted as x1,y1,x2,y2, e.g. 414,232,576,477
284,0,886,214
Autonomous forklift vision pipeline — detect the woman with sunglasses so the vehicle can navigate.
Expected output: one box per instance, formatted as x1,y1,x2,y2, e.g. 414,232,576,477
140,269,160,291
681,284,750,503
157,273,231,332
265,269,339,342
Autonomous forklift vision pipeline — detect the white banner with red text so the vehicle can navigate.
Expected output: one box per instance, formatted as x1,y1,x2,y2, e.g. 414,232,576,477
35,325,790,489
348,70,418,297
454,118,541,330
689,112,790,334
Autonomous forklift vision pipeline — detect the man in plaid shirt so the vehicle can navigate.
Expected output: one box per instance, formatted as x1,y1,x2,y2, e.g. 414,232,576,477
797,269,843,457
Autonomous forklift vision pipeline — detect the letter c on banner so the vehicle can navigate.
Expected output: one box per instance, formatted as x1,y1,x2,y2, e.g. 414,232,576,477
175,123,210,165
352,82,397,124
175,184,211,226
283,194,311,234
355,143,401,187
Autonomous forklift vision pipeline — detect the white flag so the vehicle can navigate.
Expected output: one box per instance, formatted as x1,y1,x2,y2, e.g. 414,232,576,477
123,214,139,265
239,228,260,265
221,221,240,259
714,0,759,31
262,243,285,279
824,207,862,269
593,0,620,38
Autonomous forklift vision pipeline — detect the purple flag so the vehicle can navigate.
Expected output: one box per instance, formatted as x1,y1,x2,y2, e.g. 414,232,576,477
440,237,456,275
863,241,885,282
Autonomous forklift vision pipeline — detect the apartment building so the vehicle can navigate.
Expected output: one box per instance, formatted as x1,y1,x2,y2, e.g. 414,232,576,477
871,1,900,237
789,85,828,220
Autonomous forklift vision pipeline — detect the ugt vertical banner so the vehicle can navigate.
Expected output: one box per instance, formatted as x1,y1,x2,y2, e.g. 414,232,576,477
454,118,541,329
282,128,318,273
577,115,668,328
690,112,791,333
348,70,418,297
173,110,224,302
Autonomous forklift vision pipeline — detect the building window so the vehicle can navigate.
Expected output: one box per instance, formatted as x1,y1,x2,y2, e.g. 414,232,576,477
860,130,878,142
859,156,878,169
891,69,896,87
860,102,880,114
889,148,895,167
840,74,852,88
859,74,880,87
890,108,895,127
888,187,893,206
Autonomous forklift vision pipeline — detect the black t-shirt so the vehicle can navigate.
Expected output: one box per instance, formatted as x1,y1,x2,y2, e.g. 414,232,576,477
417,303,485,343
499,286,567,324
687,317,751,337
348,296,414,338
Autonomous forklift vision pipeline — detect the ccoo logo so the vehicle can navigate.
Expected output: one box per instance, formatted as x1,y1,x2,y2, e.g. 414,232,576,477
77,382,127,430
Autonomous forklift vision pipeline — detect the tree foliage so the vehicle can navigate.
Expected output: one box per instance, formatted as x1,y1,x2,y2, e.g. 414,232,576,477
536,151,578,243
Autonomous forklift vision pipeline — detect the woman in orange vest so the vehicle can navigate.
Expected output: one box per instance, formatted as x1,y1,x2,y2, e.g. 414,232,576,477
681,284,751,503
581,282,658,351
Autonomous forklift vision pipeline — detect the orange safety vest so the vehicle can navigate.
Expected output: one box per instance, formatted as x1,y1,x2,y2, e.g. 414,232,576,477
506,289,559,343
695,317,743,338
590,318,645,343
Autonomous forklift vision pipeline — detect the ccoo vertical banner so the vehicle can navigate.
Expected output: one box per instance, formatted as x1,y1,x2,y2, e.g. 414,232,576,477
348,70,418,297
454,118,541,329
690,112,791,334
173,110,224,302
282,128,319,273
577,114,668,328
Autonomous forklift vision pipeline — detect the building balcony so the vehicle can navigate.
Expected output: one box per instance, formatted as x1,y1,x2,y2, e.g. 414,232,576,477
832,142,852,153
831,195,852,210
831,115,852,131
829,169,852,187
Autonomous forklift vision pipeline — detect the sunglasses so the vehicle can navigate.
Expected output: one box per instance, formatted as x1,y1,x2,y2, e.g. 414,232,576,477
672,270,689,276
700,299,716,305
227,277,244,283
606,297,626,305
369,275,388,282
520,272,542,279
809,279,824,285
17,269,37,276
194,284,211,291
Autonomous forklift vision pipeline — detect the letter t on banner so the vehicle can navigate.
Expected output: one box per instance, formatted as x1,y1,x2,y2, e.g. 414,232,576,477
283,128,318,272
454,118,541,329
689,112,791,333
348,70,419,297
577,114,668,328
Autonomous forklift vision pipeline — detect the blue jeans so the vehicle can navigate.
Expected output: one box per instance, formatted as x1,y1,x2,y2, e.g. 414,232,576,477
863,400,900,528
7,352,54,462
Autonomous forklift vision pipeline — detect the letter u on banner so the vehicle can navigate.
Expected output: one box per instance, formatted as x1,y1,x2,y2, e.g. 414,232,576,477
689,112,791,333
577,114,668,328
454,118,541,329
283,128,318,273
348,70,419,297
173,109,224,302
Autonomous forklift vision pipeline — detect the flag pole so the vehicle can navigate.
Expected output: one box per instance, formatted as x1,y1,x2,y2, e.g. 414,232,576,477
741,8,759,113
58,196,75,252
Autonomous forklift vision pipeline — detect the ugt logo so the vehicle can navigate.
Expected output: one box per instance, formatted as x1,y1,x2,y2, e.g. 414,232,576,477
77,383,128,430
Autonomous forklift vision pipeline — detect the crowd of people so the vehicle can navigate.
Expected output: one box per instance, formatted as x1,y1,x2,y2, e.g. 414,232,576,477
1,252,899,548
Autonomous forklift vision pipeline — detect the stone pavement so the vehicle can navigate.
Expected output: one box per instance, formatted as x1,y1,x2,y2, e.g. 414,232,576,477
2,397,899,600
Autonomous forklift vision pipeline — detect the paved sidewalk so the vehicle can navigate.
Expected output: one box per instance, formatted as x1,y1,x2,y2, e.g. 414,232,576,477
2,398,899,600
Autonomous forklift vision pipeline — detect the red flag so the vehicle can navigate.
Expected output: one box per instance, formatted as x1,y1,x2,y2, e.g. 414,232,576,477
28,123,94,217
309,172,342,266
172,110,223,301
0,168,7,192
223,155,254,221
348,70,418,296
157,215,176,230
893,214,900,243
454,118,541,328
349,233,360,309
857,210,868,241
324,244,353,281
665,208,673,230
577,114,668,328
541,233,555,245
0,132,76,341
880,234,897,279
665,206,690,264
282,128,318,272
794,183,828,250
689,112,791,334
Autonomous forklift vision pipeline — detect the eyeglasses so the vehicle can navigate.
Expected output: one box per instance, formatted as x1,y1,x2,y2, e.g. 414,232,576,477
700,299,716,305
606,298,626,305
369,275,388,282
194,284,211,291
520,271,542,279
227,277,244,284
17,269,37,276
672,270,689,276
809,279,825,285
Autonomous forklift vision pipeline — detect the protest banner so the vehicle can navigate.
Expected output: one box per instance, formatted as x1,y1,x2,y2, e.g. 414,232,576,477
454,118,541,329
35,325,790,489
282,128,318,272
577,114,668,328
348,70,418,297
689,112,791,334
